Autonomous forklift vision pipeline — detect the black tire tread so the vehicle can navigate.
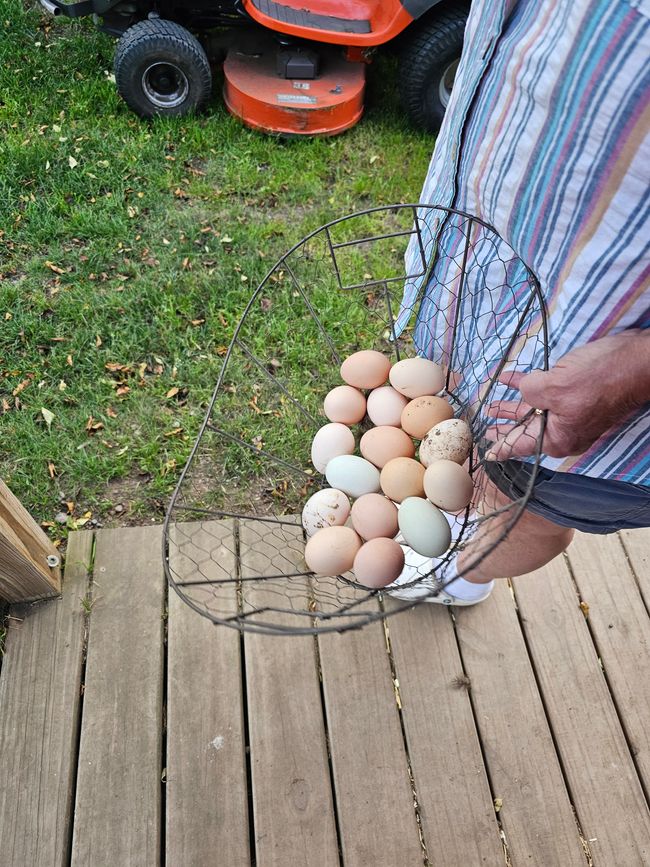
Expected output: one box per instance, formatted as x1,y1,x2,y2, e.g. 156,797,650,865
114,19,212,118
398,10,467,133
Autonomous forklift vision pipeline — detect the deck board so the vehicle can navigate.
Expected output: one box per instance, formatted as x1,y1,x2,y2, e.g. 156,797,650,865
240,520,340,867
514,553,650,866
454,581,587,866
166,522,250,867
384,599,506,866
70,527,165,867
2,523,650,866
0,531,92,867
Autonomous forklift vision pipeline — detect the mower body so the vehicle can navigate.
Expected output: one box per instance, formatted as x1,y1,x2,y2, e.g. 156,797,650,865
41,0,468,135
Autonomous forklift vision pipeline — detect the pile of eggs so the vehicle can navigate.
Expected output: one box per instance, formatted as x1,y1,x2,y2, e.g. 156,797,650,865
302,350,474,590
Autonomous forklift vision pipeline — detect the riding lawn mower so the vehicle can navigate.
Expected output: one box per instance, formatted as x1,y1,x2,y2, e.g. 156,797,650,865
40,0,468,136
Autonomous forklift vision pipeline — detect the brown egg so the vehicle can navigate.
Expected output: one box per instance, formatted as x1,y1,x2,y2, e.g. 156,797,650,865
423,460,474,512
360,426,415,468
304,525,362,576
401,395,454,439
350,493,399,540
389,357,445,398
340,350,391,390
366,386,409,427
353,538,405,589
380,457,426,503
323,385,366,425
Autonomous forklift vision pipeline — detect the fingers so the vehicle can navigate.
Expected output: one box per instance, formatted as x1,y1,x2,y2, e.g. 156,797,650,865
486,399,534,421
496,370,526,390
484,417,543,461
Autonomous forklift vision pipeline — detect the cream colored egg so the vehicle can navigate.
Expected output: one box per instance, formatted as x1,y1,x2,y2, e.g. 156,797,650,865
350,493,399,540
389,357,445,398
304,525,362,576
366,386,409,427
400,395,453,439
340,350,391,390
311,423,355,473
360,426,415,468
380,457,425,503
325,454,381,498
419,418,472,467
353,538,405,589
302,488,352,537
423,460,474,512
323,385,366,425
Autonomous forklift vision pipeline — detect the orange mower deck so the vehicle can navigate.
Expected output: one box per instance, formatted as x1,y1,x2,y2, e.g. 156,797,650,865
223,47,365,136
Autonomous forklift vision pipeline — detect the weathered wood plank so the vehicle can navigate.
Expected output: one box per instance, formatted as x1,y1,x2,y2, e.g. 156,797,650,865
384,599,504,866
240,519,340,867
0,479,61,602
455,580,587,866
166,521,250,867
619,527,650,611
567,532,650,793
71,527,165,867
0,531,92,867
514,553,650,865
317,592,424,867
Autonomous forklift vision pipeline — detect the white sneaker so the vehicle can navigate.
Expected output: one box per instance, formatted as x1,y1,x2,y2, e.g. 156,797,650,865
387,526,493,607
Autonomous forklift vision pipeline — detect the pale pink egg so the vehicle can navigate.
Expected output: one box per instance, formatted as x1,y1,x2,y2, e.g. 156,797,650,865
323,385,366,425
340,350,391,390
353,538,405,589
366,386,409,427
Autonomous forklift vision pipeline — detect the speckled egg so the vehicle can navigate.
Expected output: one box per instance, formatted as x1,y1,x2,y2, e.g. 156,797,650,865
350,493,399,540
360,425,415,468
340,350,391,390
304,525,362,576
380,457,426,503
400,395,454,439
366,386,409,427
310,423,355,473
302,488,352,537
353,538,405,589
423,460,474,512
398,497,452,557
325,454,381,498
419,418,472,467
323,385,367,425
389,357,445,399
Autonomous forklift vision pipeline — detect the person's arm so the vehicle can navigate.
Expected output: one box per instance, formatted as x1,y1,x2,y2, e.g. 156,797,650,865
484,329,650,460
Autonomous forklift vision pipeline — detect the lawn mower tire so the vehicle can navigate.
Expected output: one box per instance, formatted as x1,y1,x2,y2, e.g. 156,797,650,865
398,9,467,133
114,19,212,118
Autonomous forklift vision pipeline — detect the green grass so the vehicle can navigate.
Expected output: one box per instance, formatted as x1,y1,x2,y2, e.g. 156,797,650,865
0,1,432,537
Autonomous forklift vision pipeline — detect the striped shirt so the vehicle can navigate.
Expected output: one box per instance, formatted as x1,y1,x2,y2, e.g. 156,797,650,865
400,0,650,484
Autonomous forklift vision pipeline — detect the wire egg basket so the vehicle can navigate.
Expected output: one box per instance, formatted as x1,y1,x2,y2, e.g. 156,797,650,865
163,205,548,635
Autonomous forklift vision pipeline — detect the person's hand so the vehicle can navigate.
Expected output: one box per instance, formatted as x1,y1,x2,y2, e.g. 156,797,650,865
485,330,650,461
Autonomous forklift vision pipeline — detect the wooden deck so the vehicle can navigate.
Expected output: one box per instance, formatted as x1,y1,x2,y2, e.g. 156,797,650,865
1,524,649,866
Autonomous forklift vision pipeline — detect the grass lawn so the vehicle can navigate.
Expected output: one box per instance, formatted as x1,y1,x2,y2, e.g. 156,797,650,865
0,1,433,544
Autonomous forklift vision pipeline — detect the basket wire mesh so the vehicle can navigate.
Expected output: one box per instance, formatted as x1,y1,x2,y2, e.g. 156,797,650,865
163,205,548,635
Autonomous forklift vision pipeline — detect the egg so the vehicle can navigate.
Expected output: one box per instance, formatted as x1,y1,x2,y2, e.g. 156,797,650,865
323,385,366,425
398,497,452,557
366,386,409,427
380,457,425,503
423,460,474,512
389,357,445,398
360,426,415,468
302,488,352,537
419,418,473,467
340,350,391,390
326,454,381,498
401,395,454,439
350,493,399,540
304,525,362,576
353,538,405,589
310,423,355,473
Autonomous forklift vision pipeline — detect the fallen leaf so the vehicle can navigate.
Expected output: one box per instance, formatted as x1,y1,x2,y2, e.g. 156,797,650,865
494,798,503,813
190,318,205,326
106,406,118,418
68,155,78,169
166,387,179,399
116,385,130,396
47,461,56,479
580,601,590,617
12,378,32,397
260,297,272,312
85,416,104,433
45,261,65,275
164,427,183,437
220,235,233,244
41,407,55,430
67,354,73,366
95,334,102,347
